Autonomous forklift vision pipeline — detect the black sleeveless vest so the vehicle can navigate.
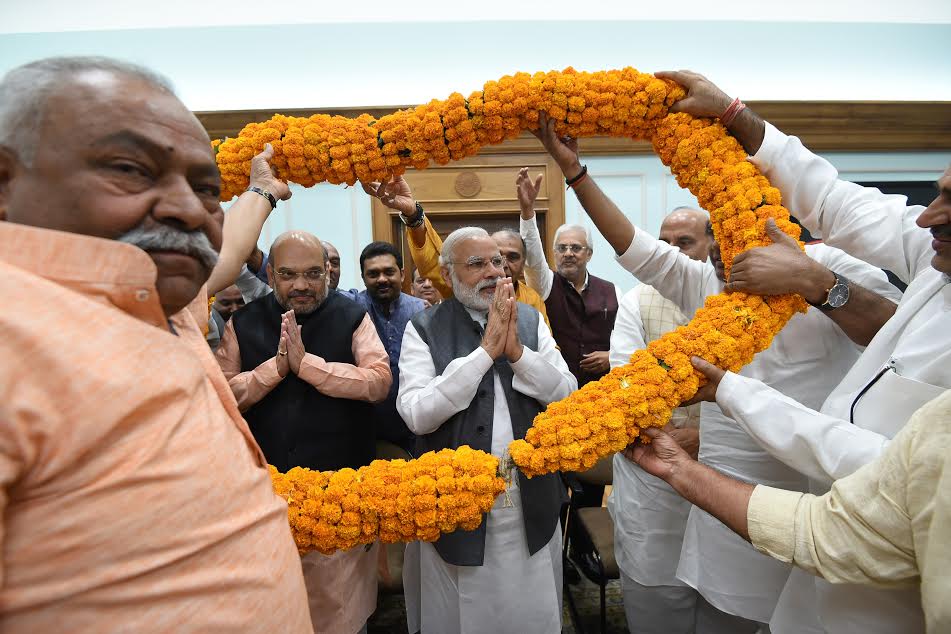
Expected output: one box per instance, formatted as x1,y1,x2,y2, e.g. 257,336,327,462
232,292,374,472
412,298,566,566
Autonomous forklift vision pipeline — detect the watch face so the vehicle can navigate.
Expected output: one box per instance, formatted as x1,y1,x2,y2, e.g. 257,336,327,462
827,283,850,308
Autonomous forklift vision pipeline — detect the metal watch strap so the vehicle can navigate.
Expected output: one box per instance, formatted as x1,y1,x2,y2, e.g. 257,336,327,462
246,186,277,209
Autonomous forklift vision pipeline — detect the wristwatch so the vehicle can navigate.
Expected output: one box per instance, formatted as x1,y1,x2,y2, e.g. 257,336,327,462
399,201,425,228
814,271,851,311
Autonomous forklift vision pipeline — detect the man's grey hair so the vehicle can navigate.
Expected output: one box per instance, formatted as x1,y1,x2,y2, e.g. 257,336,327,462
0,56,175,165
439,227,490,272
553,223,593,251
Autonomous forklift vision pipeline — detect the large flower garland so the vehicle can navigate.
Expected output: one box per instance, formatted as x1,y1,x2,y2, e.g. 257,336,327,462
223,68,807,521
272,446,505,554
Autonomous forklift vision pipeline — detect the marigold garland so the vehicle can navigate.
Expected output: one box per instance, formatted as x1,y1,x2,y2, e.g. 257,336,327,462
240,67,808,496
270,446,505,554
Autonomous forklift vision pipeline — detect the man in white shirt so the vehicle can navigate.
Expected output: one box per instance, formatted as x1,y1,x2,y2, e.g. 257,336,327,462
533,111,901,632
396,227,577,634
655,69,951,634
607,207,710,634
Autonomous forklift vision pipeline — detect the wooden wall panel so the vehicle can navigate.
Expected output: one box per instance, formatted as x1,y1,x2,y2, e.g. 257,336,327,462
197,101,951,153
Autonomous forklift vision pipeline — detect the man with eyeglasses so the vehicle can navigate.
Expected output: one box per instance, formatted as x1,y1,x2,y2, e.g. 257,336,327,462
360,175,551,330
397,226,576,634
516,168,622,389
216,229,391,634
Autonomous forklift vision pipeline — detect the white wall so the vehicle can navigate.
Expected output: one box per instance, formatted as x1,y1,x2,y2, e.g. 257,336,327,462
248,149,950,293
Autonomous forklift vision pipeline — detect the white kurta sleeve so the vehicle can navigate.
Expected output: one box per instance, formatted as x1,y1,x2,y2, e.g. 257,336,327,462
510,316,578,405
520,214,555,300
234,264,272,303
716,371,891,484
615,229,717,318
396,322,494,435
609,288,648,369
750,122,933,285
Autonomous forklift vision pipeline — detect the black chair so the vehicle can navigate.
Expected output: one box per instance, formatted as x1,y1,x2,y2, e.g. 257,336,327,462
562,455,618,634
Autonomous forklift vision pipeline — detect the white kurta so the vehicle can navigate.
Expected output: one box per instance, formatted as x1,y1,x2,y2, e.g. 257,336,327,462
712,122,951,634
615,232,899,624
396,306,577,634
608,285,699,587
609,285,703,633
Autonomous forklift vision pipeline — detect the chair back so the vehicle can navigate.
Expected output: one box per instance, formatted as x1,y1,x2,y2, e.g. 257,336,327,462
574,453,614,486
376,440,412,461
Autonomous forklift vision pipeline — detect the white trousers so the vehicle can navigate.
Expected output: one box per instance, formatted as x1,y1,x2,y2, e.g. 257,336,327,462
621,572,698,634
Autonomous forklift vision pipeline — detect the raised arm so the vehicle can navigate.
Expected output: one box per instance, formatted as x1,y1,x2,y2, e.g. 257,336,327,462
517,167,555,299
207,145,291,295
533,113,714,314
361,176,452,299
658,70,933,283
533,113,635,256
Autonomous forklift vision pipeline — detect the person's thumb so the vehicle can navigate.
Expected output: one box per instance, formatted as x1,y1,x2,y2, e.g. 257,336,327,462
765,218,797,246
690,356,724,381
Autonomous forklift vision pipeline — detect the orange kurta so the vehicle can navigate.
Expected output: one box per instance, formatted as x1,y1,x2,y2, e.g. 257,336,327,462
0,222,312,633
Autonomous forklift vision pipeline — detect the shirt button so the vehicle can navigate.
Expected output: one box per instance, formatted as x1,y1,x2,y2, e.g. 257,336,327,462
135,289,150,302
476,425,487,435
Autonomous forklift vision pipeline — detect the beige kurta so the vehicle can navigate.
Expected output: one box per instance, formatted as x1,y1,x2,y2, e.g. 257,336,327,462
302,545,379,634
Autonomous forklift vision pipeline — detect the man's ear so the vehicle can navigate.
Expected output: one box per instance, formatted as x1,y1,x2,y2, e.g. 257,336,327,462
439,266,453,292
266,262,275,287
0,146,18,222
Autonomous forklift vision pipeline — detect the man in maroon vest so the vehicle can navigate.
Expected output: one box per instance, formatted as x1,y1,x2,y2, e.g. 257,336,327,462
517,170,621,388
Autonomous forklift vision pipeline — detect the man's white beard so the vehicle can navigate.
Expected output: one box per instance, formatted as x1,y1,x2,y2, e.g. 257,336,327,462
451,270,499,312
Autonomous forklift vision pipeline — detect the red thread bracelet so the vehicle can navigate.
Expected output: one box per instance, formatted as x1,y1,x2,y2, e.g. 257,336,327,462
720,97,746,126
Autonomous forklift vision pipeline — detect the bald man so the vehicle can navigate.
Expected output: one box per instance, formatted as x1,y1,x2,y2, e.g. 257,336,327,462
608,207,710,634
216,230,391,634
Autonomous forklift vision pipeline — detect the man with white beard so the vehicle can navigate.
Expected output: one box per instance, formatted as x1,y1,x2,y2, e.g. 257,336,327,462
397,227,577,634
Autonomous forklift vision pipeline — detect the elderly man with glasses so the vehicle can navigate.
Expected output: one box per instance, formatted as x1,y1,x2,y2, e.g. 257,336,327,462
516,168,622,388
397,226,576,634
216,229,391,634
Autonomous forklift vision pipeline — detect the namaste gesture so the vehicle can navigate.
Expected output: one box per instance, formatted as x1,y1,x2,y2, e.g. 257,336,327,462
480,277,523,363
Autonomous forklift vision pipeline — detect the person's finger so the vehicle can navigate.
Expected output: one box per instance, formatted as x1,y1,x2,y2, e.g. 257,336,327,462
255,143,274,161
360,181,379,196
667,96,698,114
690,356,725,382
533,173,543,192
642,427,663,440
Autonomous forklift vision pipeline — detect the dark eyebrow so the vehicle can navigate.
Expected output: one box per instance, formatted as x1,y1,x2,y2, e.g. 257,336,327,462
91,129,220,180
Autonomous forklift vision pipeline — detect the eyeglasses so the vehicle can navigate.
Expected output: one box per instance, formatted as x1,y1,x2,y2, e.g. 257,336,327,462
275,268,326,282
452,255,505,274
499,252,522,263
555,244,589,255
